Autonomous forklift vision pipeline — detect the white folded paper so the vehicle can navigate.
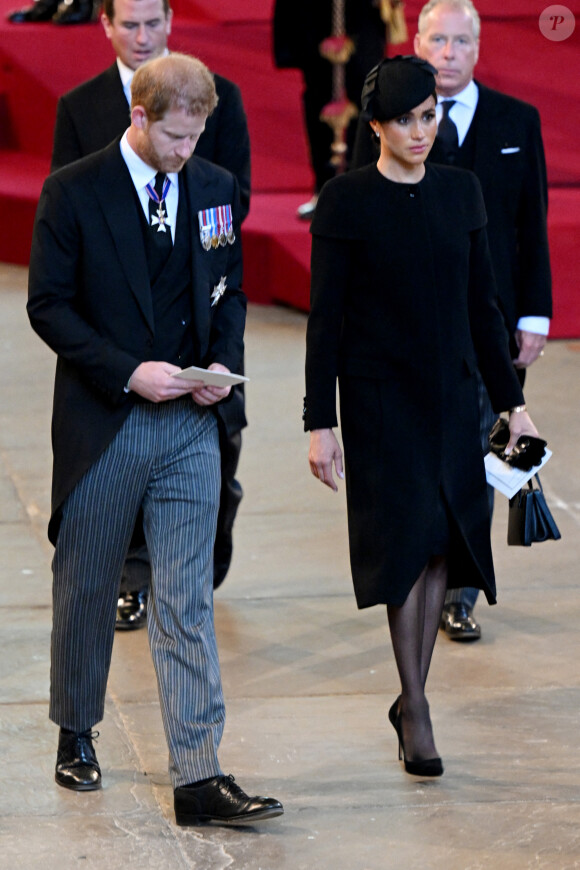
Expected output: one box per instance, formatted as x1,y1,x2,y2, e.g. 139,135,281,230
484,449,552,499
171,366,249,387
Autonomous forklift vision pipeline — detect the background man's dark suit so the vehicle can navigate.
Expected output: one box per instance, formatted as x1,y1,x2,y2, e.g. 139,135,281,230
273,0,385,203
51,61,251,603
428,83,552,340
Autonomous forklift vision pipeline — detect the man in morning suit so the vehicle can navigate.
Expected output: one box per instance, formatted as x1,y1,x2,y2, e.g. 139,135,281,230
27,53,283,825
51,0,251,630
353,0,552,641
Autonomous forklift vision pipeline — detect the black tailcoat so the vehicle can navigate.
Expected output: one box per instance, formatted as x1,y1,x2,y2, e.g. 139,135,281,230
27,142,246,544
51,62,250,437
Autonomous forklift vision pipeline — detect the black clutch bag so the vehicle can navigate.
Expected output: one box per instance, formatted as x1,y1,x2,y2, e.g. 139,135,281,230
488,418,547,471
507,474,562,546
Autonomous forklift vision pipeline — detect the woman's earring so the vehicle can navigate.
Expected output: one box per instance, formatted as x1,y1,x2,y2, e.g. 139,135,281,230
375,131,380,138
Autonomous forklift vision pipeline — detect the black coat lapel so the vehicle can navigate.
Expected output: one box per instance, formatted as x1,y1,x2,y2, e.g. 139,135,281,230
92,141,154,332
471,83,502,184
182,159,214,361
100,65,133,142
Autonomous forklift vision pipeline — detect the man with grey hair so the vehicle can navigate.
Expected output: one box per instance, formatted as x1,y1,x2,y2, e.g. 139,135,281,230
354,0,552,641
28,53,283,826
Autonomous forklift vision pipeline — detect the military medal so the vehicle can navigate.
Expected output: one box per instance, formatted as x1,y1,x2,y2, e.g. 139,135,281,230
222,204,235,245
198,205,236,250
145,176,171,233
211,276,227,307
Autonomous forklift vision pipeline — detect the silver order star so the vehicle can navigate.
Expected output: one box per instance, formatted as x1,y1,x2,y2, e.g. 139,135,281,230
211,276,227,307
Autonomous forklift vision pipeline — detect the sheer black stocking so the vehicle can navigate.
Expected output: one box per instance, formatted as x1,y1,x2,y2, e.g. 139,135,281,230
387,556,448,761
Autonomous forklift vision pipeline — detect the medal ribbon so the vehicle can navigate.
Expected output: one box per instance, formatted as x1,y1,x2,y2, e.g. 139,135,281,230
145,175,171,208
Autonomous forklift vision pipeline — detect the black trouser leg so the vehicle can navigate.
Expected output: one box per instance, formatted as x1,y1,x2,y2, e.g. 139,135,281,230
213,430,243,589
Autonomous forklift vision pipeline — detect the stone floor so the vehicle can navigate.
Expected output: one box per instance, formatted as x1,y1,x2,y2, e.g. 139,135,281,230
0,261,579,870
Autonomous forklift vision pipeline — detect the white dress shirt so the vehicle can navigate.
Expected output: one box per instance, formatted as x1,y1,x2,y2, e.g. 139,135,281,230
436,79,478,147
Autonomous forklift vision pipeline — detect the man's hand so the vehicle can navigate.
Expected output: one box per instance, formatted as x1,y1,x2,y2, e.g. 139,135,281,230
309,428,344,492
128,361,203,403
191,362,232,407
513,329,546,368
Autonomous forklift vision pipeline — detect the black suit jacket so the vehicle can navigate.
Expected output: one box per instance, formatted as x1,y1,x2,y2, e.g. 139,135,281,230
51,63,251,222
27,142,246,544
352,82,552,334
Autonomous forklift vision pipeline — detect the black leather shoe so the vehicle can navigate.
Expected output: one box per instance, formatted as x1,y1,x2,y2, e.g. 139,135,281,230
440,603,481,641
115,588,147,630
174,775,283,825
7,0,58,21
55,728,101,791
52,0,96,24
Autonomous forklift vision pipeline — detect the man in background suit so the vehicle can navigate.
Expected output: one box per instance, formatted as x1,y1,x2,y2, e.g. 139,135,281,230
353,0,552,641
27,52,282,825
51,0,251,630
273,0,385,219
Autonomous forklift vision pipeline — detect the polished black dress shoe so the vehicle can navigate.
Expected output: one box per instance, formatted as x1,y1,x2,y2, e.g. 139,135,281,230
115,588,147,631
388,696,443,778
440,603,481,641
52,0,96,24
174,775,283,825
55,727,101,791
7,0,58,21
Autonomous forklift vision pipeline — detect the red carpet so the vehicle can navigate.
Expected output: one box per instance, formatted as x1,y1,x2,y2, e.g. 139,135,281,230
0,0,578,336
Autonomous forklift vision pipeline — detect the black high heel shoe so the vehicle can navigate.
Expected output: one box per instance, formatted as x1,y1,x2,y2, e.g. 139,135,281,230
388,696,444,778
388,695,401,733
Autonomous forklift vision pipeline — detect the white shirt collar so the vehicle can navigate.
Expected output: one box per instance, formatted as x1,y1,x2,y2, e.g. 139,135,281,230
116,57,135,92
438,79,478,110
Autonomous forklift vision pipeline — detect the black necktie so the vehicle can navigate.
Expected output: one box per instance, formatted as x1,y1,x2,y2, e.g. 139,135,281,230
437,100,459,163
145,172,172,280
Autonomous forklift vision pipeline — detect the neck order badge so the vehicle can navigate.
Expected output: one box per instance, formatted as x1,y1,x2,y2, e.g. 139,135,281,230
146,173,172,234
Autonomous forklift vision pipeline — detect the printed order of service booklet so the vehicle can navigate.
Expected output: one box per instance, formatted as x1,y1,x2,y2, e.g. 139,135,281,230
172,366,249,388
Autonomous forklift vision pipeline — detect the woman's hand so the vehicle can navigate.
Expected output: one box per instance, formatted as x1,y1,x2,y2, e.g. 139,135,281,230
309,428,344,492
505,409,540,453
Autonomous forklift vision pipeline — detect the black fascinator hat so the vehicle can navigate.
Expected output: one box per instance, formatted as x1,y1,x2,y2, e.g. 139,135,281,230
361,55,438,122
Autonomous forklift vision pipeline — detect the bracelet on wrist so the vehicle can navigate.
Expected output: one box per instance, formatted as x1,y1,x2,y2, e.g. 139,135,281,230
509,404,527,414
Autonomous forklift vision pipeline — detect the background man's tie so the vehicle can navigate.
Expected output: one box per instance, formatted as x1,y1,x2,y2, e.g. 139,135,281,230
437,100,459,164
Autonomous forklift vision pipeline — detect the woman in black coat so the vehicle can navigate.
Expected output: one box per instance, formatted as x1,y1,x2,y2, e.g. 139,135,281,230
304,57,539,777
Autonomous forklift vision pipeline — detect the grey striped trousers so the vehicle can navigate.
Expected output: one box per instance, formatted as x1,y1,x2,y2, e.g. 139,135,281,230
50,399,225,788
